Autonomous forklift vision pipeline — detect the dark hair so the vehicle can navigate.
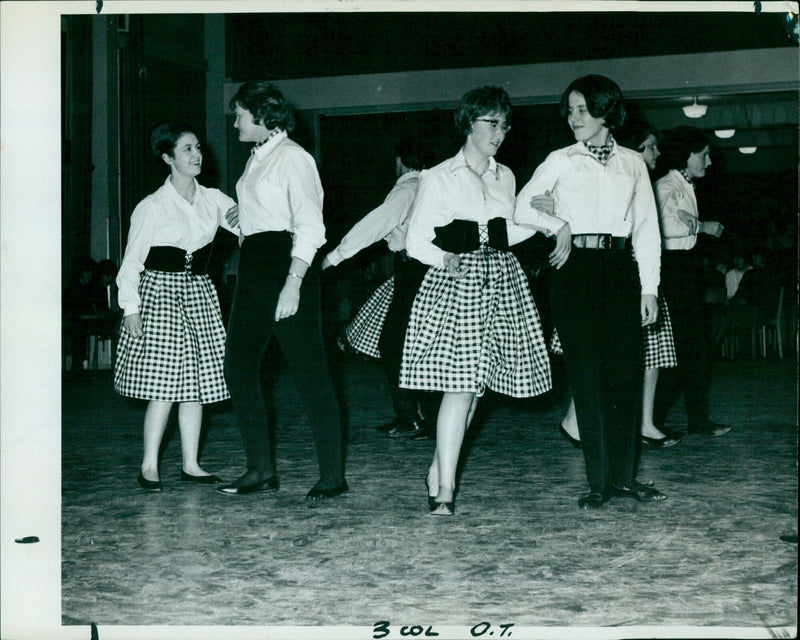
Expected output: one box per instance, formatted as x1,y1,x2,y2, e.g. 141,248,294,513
229,81,295,133
618,120,659,151
394,138,427,171
454,86,512,136
658,126,710,170
559,75,626,131
150,122,197,159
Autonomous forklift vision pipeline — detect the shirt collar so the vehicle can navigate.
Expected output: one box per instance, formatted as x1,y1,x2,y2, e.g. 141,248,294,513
251,130,288,160
448,147,499,178
163,176,199,204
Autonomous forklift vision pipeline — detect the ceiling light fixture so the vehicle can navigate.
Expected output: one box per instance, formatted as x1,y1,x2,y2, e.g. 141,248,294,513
714,129,736,139
738,147,757,154
682,97,708,119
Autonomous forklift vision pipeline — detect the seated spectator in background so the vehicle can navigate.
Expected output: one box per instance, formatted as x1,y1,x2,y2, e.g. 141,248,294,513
64,256,110,371
725,254,751,301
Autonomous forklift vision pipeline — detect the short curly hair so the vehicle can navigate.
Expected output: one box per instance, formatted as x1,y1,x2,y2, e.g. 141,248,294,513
559,74,626,131
229,81,295,133
453,86,512,137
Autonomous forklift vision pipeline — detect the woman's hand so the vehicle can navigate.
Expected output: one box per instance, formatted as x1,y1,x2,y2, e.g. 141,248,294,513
123,313,144,338
676,209,699,234
444,252,469,279
529,190,555,215
275,278,301,321
225,204,239,227
699,220,725,238
641,294,659,326
548,222,572,270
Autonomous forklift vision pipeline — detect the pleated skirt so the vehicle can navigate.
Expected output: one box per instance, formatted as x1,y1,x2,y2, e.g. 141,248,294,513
345,276,394,359
549,294,677,369
399,247,551,398
114,270,229,403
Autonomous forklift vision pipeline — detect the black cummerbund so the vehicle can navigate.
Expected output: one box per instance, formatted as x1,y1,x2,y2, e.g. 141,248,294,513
432,218,509,254
144,243,213,275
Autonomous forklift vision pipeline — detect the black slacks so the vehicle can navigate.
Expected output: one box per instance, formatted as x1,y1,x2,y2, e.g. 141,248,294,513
377,253,434,424
224,232,344,483
550,248,643,494
654,249,712,429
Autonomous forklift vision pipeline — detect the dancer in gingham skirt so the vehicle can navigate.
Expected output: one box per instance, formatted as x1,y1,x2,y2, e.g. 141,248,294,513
399,86,562,516
115,123,238,491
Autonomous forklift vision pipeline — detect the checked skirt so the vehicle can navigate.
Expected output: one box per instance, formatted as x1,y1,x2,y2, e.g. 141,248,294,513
399,247,551,398
345,276,394,359
114,270,229,403
549,294,677,370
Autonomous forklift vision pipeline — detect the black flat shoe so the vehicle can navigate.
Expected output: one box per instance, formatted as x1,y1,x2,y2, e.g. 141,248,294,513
610,481,667,502
578,492,605,509
429,501,454,516
559,424,581,448
137,472,162,492
641,434,681,448
306,480,349,501
216,474,279,495
181,471,223,484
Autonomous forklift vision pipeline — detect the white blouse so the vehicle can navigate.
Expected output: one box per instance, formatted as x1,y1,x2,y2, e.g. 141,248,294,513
515,142,661,295
404,149,546,268
655,169,700,251
116,177,238,316
235,130,326,266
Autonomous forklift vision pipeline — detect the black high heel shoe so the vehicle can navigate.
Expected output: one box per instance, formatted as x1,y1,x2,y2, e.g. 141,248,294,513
424,474,438,511
137,472,162,492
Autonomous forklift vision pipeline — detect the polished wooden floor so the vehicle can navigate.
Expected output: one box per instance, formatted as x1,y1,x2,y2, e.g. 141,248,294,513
60,353,797,638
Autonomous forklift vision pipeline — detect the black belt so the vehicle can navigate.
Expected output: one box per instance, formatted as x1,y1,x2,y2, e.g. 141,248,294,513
572,234,631,250
144,244,213,275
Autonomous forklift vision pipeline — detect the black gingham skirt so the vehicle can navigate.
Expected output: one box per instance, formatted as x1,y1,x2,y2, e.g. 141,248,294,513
400,247,552,398
549,294,677,369
114,270,229,403
345,277,394,359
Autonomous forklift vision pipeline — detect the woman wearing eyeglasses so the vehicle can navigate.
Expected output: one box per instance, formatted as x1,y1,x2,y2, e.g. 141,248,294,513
399,86,563,515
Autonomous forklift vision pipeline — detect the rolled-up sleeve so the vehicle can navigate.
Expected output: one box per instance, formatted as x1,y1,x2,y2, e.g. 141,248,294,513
283,150,326,265
629,165,661,296
116,201,154,316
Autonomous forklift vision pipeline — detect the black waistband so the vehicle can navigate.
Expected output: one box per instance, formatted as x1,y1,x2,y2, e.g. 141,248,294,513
144,244,213,275
432,218,509,254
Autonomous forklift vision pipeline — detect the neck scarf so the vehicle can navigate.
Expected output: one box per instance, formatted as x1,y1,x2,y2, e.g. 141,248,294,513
583,136,615,165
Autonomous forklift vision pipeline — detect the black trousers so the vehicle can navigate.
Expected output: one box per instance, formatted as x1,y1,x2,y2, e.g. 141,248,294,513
224,232,344,482
550,248,643,494
377,253,438,424
654,249,712,429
